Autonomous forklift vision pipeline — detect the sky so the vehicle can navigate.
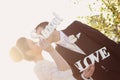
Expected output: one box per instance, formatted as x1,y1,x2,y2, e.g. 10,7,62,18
0,0,97,80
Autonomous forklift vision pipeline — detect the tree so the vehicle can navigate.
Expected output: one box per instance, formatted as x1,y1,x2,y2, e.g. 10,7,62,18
75,0,120,43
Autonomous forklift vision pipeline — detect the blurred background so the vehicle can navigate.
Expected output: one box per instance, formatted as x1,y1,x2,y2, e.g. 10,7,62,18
0,0,120,80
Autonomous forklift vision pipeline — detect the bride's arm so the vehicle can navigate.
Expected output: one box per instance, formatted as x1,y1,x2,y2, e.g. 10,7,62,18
39,39,71,71
47,46,71,71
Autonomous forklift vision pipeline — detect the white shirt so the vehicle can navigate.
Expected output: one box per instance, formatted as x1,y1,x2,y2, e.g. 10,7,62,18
57,31,93,80
34,60,76,80
57,31,86,55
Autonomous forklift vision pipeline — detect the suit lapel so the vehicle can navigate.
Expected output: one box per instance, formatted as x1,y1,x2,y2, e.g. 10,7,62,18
62,22,102,54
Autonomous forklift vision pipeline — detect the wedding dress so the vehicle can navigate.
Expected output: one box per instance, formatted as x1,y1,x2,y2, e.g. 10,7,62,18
34,60,76,80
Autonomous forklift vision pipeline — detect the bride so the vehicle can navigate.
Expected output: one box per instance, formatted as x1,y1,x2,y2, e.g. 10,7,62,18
10,37,76,80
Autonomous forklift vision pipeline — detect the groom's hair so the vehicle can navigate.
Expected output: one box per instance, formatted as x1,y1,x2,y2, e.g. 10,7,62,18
35,21,49,30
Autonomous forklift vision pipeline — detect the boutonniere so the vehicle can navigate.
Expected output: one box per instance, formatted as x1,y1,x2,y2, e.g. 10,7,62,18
68,33,81,44
68,35,77,43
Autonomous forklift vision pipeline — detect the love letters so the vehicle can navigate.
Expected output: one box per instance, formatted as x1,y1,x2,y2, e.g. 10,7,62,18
74,47,110,72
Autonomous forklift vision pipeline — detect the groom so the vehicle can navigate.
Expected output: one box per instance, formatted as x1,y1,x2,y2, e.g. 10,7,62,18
56,21,120,80
35,21,120,80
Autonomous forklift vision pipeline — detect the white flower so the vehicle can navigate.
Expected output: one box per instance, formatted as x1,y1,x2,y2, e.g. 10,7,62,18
76,33,81,39
68,35,77,43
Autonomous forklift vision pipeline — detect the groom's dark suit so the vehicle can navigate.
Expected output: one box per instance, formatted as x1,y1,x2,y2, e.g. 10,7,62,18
56,21,120,80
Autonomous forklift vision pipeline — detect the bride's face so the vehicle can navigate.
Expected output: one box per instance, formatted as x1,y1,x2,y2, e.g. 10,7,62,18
25,39,42,60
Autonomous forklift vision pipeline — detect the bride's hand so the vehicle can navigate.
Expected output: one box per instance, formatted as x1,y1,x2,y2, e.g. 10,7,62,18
39,38,54,52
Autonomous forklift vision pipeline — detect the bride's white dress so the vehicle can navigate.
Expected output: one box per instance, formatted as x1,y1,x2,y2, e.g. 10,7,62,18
34,60,76,80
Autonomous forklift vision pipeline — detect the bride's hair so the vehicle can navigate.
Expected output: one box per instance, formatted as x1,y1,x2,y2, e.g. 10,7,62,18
16,37,30,54
9,37,34,62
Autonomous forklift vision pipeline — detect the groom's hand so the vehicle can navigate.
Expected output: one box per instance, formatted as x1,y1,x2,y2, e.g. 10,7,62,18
82,64,95,79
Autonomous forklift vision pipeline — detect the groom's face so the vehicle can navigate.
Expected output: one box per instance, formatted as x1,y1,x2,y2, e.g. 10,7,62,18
36,26,56,42
36,26,43,35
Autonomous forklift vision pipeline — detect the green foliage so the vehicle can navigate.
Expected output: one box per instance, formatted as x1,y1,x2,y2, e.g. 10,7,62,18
77,0,120,43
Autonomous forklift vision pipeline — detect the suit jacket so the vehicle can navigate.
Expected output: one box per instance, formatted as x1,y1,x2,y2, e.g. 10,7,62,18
56,21,120,80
